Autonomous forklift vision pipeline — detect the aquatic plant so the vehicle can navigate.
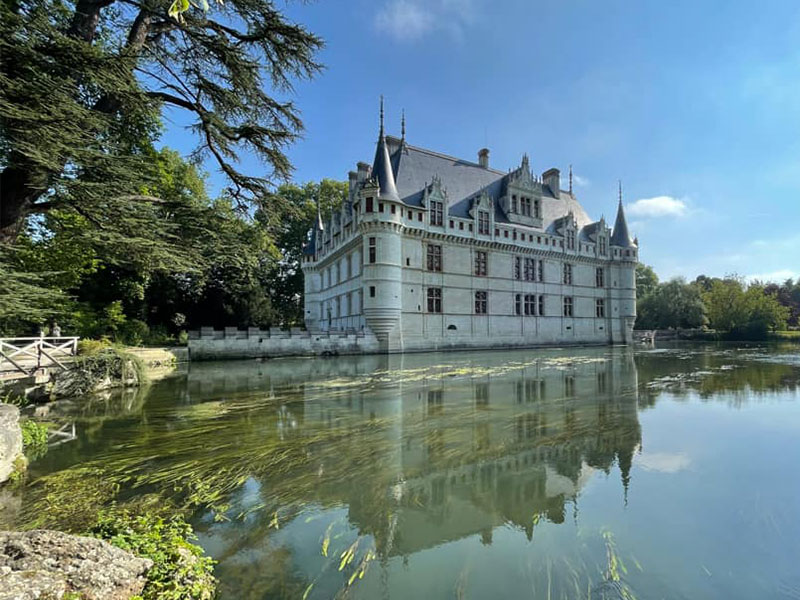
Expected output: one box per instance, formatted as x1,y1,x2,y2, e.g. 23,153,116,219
92,510,216,600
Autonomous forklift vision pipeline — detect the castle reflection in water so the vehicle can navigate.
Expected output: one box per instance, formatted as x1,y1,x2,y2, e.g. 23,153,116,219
184,347,642,556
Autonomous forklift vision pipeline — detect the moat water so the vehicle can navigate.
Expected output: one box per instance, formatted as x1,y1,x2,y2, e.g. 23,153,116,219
8,343,800,599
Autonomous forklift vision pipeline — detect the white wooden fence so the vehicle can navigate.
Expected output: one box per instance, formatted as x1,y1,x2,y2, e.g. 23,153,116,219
0,337,79,375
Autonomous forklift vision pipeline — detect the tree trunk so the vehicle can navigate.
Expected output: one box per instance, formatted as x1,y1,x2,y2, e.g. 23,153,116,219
1,1,150,244
0,156,50,243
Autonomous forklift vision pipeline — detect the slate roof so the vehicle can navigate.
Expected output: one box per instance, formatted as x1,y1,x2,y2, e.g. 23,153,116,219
381,136,594,232
610,200,634,248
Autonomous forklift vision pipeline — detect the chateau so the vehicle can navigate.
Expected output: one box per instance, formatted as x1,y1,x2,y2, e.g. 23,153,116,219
302,107,638,353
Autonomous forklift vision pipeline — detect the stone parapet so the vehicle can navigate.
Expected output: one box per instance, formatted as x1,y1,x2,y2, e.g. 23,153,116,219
187,328,379,360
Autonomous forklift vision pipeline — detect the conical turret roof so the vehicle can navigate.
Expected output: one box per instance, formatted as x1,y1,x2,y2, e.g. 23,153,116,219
611,198,634,248
372,98,400,201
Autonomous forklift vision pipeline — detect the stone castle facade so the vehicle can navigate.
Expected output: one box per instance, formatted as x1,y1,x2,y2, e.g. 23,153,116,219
302,108,638,353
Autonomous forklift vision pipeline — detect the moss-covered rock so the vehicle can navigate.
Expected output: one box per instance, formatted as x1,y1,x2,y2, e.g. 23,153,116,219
50,349,147,399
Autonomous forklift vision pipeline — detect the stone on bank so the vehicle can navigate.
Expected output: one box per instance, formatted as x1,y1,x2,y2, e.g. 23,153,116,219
0,530,152,600
0,405,24,485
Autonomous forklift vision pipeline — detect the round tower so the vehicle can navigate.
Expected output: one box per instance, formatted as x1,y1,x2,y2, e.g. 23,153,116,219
360,99,405,351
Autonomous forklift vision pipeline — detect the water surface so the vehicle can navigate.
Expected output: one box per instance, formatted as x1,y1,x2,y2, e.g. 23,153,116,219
9,344,800,599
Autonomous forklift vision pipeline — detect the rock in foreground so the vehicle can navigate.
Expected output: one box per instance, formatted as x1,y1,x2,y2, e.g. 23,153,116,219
0,405,24,484
0,530,152,600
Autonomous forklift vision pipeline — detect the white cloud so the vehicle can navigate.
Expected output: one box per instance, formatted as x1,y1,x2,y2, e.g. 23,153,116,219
374,0,477,42
572,174,590,188
635,452,690,474
627,196,688,219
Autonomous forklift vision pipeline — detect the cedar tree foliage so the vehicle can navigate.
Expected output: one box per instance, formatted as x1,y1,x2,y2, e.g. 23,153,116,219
0,0,323,243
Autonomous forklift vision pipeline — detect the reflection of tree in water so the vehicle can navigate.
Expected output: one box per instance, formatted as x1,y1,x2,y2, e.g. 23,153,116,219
635,345,800,407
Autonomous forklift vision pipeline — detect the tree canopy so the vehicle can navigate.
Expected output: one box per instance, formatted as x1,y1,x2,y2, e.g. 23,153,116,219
0,0,323,243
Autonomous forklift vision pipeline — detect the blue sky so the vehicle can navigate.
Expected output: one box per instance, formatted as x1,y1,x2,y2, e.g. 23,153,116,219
161,0,800,283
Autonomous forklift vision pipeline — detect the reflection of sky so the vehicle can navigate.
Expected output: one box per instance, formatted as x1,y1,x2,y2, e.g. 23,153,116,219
635,452,691,473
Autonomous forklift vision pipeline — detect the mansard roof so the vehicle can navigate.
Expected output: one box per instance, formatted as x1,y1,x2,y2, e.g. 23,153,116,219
382,136,593,232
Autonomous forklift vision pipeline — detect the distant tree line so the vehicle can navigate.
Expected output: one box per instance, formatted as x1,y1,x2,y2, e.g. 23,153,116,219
635,264,794,339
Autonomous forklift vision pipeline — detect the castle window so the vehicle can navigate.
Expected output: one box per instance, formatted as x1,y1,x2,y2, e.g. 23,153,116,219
504,230,509,238
366,197,374,212
514,256,521,280
495,228,499,236
478,211,490,235
538,294,545,316
511,195,518,213
369,286,376,298
431,200,444,226
566,229,576,250
335,296,341,318
537,236,542,243
368,237,376,263
563,296,573,317
513,230,517,240
474,251,488,276
524,294,536,316
596,267,605,287
459,222,464,230
515,293,522,315
346,292,352,315
391,204,396,214
450,219,454,228
379,202,384,213
596,298,605,318
427,288,442,313
475,290,488,314
534,199,541,219
599,237,607,255
563,263,573,285
418,212,423,222
469,224,474,232
521,197,531,217
427,244,442,272
538,259,544,282
524,258,535,281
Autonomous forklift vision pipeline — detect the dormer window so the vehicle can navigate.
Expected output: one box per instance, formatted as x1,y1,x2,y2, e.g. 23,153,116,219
478,211,490,235
599,236,607,256
430,199,444,226
521,197,531,217
365,197,374,213
566,229,576,250
511,195,518,212
534,199,541,218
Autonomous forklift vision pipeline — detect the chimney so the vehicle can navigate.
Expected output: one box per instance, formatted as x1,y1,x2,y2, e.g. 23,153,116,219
478,148,490,168
356,161,371,182
542,168,560,196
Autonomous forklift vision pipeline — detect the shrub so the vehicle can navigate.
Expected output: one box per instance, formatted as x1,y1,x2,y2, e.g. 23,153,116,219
77,338,112,356
21,419,49,460
117,319,150,346
91,511,216,600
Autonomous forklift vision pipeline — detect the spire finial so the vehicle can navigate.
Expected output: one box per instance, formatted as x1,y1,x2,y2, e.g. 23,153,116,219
401,109,406,143
379,95,385,138
618,180,623,205
569,164,573,194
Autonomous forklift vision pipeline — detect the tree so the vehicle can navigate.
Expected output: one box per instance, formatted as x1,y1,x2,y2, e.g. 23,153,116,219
703,277,789,339
257,179,347,325
636,278,706,330
0,0,323,243
635,263,659,298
